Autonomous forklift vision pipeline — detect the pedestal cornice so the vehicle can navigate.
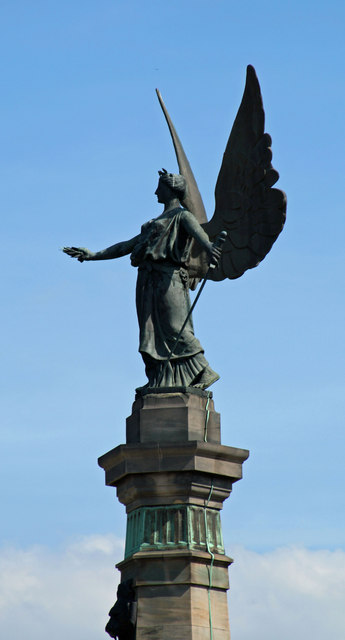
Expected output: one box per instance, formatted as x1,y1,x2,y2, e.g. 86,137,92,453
98,440,249,512
99,440,249,482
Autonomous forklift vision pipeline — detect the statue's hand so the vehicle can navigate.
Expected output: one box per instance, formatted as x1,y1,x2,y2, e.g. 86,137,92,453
209,245,222,268
208,231,227,269
206,243,222,269
63,247,95,262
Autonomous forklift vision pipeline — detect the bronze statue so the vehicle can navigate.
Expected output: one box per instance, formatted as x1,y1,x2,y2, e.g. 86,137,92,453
105,579,137,640
64,66,286,391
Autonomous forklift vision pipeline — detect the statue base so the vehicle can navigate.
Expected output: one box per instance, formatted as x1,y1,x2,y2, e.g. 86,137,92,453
98,389,249,639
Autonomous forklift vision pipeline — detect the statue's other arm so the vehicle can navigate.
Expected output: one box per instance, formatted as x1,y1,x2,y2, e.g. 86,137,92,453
63,234,141,262
181,210,221,265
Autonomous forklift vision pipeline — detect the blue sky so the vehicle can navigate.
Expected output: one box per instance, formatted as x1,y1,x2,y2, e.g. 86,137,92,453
0,1,344,638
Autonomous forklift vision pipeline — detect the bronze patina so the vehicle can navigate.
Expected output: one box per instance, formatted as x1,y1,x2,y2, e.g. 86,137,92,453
64,66,286,391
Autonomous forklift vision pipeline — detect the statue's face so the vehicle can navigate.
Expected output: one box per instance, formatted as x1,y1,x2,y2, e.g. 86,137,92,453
155,179,172,204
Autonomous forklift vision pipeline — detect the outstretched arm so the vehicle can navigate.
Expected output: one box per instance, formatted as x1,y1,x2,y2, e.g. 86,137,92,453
63,234,141,262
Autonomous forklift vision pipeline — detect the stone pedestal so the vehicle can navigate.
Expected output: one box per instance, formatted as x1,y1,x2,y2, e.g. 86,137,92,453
98,388,249,639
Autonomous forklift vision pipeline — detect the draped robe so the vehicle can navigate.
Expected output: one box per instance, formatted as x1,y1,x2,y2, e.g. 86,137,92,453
131,208,211,387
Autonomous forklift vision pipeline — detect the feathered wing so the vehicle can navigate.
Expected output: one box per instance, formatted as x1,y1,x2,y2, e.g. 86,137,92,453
156,89,207,225
203,65,287,280
156,65,286,283
156,89,210,284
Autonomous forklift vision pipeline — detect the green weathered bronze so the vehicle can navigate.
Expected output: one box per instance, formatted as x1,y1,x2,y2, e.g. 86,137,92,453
124,505,224,559
63,66,286,391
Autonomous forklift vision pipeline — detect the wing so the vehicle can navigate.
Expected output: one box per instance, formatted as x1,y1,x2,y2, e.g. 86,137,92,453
203,65,287,280
156,89,210,285
156,89,207,225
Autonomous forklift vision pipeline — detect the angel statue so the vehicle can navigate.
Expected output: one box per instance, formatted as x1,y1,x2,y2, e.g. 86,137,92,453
63,66,286,391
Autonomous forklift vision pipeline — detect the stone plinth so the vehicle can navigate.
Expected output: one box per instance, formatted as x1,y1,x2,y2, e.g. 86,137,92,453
98,389,249,639
126,389,220,444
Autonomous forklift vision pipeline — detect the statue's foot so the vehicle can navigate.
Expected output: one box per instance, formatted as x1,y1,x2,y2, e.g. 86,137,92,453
135,382,150,393
193,367,220,390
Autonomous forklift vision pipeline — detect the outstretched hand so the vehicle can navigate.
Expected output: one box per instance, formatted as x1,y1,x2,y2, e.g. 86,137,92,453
63,247,94,262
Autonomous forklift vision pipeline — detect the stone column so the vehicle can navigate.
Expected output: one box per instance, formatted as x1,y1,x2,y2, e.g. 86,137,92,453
98,389,249,640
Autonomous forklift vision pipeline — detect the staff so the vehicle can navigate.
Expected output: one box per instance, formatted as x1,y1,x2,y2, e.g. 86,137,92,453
157,231,227,387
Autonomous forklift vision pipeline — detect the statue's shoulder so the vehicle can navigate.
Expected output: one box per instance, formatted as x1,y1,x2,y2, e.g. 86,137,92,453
141,218,154,232
179,208,196,224
179,207,192,218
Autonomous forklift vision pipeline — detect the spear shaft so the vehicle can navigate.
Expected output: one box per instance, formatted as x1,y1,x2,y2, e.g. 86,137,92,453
156,231,227,387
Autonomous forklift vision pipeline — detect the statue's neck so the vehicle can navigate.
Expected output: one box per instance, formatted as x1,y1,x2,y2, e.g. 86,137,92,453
163,197,180,213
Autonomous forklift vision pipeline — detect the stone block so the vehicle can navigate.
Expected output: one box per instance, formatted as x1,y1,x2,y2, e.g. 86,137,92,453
115,469,234,511
126,390,220,444
118,550,232,640
117,548,232,589
133,583,230,640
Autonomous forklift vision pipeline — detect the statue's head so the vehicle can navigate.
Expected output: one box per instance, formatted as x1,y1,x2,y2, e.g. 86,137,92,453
156,168,187,203
116,579,135,601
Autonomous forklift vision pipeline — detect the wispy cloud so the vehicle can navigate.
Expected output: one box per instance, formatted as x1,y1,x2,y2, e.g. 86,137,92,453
0,535,123,640
0,537,344,640
229,545,345,639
